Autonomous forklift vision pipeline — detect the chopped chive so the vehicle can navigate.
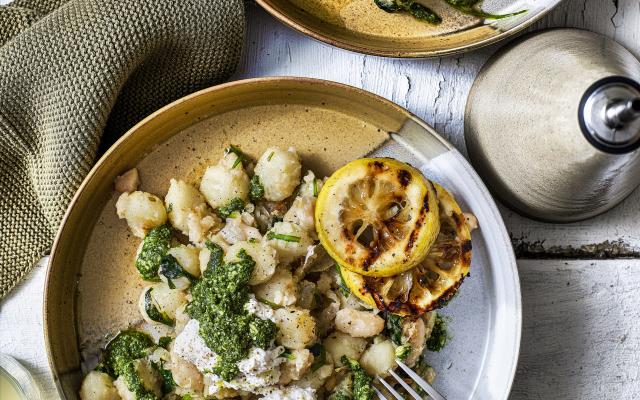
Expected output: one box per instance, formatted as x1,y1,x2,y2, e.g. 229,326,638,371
281,351,296,361
312,178,318,197
226,144,248,169
266,232,301,242
258,298,281,308
267,151,275,161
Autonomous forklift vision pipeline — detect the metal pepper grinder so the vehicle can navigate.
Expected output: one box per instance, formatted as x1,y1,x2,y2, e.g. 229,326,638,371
465,28,640,222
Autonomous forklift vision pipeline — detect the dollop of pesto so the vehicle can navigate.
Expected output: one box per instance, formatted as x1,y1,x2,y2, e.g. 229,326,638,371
135,224,172,281
97,330,154,377
216,197,245,219
96,330,159,400
383,313,404,346
249,175,265,202
186,242,277,382
426,314,448,352
338,356,375,400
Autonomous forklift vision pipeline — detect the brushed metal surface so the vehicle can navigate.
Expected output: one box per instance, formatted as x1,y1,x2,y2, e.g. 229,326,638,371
465,28,640,222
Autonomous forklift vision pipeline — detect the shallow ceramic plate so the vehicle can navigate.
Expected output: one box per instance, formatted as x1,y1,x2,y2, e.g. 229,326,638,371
257,0,561,57
44,77,521,399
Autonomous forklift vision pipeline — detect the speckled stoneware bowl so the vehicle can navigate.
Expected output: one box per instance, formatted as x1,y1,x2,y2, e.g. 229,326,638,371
44,77,521,399
256,0,561,57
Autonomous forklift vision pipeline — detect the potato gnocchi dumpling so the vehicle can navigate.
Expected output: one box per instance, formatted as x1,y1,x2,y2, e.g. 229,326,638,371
323,331,368,365
165,179,221,243
274,307,317,350
254,147,302,201
267,221,314,265
200,152,250,209
99,147,466,400
254,268,298,306
79,371,120,400
116,191,167,238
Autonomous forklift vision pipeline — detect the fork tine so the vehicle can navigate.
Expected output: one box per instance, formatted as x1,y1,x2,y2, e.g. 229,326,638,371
388,369,423,400
395,359,446,400
374,386,390,400
377,376,404,400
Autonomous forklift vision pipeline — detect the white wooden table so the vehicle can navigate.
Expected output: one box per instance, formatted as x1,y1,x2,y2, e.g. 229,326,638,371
2,0,640,398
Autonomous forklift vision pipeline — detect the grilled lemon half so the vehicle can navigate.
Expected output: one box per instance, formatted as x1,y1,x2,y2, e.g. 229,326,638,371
315,158,440,277
339,183,472,316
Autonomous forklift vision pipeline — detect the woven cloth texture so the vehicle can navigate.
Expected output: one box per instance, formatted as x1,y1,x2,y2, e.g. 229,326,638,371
0,0,245,299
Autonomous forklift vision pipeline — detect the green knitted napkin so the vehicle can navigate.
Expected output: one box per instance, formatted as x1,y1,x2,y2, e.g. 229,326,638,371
0,0,245,299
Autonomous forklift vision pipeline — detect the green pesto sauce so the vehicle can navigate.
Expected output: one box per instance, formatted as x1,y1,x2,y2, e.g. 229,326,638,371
186,242,277,382
135,224,172,281
122,362,158,400
216,197,245,219
383,313,404,346
97,330,154,377
340,356,375,400
96,330,159,399
426,315,448,352
249,175,265,202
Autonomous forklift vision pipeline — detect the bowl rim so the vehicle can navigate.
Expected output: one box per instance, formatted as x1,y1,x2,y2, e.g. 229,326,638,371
43,76,521,399
255,0,562,58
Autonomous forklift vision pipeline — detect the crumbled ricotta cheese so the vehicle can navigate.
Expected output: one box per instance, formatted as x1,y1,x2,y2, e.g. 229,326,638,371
172,319,218,371
204,346,285,394
245,294,276,322
259,385,317,400
238,346,286,375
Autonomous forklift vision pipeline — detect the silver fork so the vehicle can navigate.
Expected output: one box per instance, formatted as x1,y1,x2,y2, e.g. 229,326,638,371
375,360,446,400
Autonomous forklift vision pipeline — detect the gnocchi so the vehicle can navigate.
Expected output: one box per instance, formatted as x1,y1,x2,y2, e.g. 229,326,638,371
323,331,368,365
274,307,317,350
267,221,314,265
79,371,120,400
165,179,220,243
116,191,167,238
254,147,301,201
199,152,250,209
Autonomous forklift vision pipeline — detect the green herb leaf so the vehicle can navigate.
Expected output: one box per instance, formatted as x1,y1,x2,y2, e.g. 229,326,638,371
258,297,281,309
266,232,301,242
144,288,174,327
267,151,275,161
281,351,296,361
159,254,196,288
384,313,404,346
226,144,249,169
